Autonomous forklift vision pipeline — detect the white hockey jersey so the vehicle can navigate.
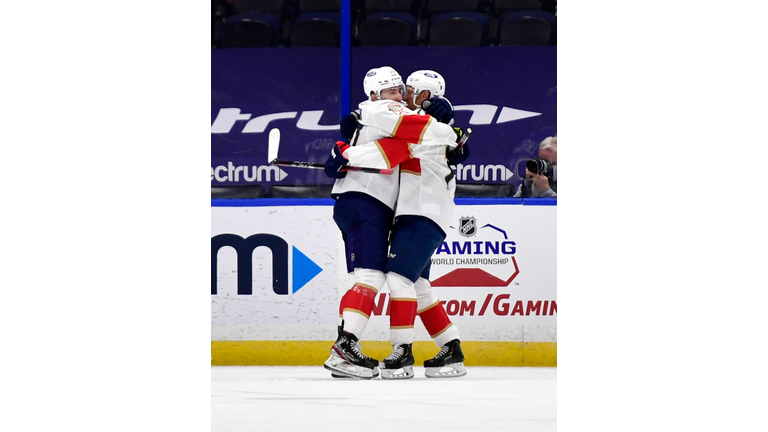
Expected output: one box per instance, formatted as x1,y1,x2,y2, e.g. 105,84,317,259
330,100,400,209
340,100,459,234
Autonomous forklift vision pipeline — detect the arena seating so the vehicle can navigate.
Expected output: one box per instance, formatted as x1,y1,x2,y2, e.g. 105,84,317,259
428,12,489,46
357,12,418,46
289,12,341,46
362,0,417,13
211,0,556,48
498,10,555,46
218,12,281,47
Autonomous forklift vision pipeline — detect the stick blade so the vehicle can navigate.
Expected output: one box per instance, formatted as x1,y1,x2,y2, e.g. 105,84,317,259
267,128,280,163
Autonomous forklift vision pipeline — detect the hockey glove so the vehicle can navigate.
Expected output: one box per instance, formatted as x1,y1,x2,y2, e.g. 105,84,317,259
447,142,470,166
339,112,361,141
324,141,350,179
423,97,454,124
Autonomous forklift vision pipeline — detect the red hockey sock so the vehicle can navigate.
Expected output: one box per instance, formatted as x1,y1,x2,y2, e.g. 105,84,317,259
390,298,418,329
340,284,378,319
419,301,453,338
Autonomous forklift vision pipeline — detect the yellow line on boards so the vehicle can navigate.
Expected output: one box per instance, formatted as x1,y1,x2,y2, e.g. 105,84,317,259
211,341,556,367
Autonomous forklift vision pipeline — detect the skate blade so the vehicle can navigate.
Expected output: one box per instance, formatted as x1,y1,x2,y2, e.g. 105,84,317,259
323,354,377,379
332,368,379,379
380,365,415,380
425,362,467,378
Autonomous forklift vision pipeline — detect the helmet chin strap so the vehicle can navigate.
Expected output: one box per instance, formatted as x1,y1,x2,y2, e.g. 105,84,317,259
413,90,430,110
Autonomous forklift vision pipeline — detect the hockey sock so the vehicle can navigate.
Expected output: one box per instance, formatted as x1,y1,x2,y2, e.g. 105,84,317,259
415,277,460,347
340,269,385,338
340,285,377,338
387,272,418,344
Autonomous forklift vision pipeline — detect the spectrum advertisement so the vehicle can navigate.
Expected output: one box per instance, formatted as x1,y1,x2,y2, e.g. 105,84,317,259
211,46,556,192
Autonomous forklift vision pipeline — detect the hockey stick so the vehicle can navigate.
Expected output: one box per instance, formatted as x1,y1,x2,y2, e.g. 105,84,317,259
456,127,472,151
267,128,394,175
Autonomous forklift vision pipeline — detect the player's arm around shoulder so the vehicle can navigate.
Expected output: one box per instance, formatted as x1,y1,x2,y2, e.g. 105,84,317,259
342,137,411,169
396,114,457,149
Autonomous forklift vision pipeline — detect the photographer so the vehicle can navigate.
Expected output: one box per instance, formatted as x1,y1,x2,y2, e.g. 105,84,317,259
514,136,557,198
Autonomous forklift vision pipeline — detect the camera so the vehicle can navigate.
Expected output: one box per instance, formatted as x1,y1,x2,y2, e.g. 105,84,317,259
526,158,554,176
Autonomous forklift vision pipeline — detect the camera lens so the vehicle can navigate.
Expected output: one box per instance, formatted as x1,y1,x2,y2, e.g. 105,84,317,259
526,159,542,174
526,158,551,176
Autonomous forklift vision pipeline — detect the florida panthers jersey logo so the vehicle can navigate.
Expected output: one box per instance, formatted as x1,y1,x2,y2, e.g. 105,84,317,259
387,102,405,116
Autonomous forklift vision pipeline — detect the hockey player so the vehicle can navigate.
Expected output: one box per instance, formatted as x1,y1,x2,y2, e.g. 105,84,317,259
394,70,468,378
336,70,469,379
322,66,462,380
404,69,454,125
329,72,468,379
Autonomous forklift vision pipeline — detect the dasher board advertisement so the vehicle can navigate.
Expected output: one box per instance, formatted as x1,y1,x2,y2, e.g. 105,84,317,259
211,201,556,343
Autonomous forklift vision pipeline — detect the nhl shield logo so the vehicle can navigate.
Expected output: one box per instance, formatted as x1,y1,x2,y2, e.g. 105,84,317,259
458,216,477,237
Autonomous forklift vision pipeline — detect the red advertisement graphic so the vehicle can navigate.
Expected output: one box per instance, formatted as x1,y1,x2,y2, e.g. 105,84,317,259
431,259,519,287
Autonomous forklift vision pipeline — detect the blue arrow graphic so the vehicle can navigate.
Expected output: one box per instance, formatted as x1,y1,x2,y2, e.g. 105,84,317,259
292,246,322,294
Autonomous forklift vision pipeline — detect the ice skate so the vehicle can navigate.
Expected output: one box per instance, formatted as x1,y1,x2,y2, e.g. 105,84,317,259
323,330,379,379
329,325,351,378
331,370,380,379
331,369,379,379
328,325,379,378
380,343,415,380
424,339,467,378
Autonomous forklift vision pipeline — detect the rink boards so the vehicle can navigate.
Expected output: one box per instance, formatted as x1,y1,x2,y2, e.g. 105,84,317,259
211,198,556,366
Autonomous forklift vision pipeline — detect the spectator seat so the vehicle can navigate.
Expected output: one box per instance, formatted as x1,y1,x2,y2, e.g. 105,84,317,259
428,12,489,46
218,12,280,47
290,12,341,46
358,12,418,46
233,0,285,14
297,0,340,12
499,10,555,46
363,0,416,13
428,0,481,13
493,0,543,14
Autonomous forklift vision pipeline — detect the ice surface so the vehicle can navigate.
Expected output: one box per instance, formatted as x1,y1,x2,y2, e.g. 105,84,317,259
212,366,556,432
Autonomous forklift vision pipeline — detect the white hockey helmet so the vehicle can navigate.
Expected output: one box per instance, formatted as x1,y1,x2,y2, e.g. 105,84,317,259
406,70,446,106
363,66,405,100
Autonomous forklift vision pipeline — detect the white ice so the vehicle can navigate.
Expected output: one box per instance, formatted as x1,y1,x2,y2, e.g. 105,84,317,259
212,366,556,432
